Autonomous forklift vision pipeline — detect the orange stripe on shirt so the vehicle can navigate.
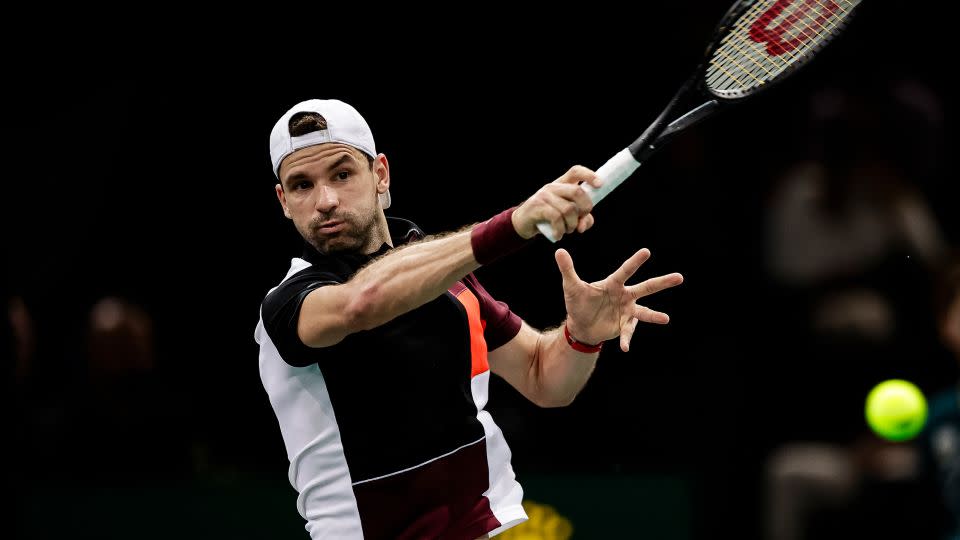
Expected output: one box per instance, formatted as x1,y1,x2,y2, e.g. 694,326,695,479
454,287,490,377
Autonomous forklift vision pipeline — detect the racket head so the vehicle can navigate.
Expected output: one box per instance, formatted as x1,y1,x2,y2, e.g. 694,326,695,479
702,0,862,101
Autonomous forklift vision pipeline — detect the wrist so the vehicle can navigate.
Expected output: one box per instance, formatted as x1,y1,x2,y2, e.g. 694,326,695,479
471,206,531,265
511,207,536,239
563,323,603,354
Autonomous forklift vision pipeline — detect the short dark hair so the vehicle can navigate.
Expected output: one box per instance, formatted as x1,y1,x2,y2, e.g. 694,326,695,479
288,112,375,169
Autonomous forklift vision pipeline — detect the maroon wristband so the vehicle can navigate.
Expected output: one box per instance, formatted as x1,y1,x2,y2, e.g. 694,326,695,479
563,324,603,353
470,207,530,265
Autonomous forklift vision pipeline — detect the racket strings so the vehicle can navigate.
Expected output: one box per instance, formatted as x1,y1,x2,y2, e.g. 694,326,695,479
710,0,848,90
725,0,850,75
709,0,854,90
738,0,845,68
750,0,849,64
715,0,790,85
706,0,859,96
719,1,790,77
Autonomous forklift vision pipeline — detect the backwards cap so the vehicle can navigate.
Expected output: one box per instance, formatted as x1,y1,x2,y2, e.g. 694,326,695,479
269,99,389,209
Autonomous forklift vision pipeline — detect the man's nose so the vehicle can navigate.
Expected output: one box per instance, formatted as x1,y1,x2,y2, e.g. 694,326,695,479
315,185,339,213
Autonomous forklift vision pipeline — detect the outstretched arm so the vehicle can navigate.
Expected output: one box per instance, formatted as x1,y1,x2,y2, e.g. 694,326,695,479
298,167,604,348
299,229,477,347
489,248,683,407
488,322,600,408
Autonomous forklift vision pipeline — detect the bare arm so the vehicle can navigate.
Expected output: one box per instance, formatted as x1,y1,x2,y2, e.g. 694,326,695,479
490,247,683,407
298,166,605,348
299,229,478,347
489,322,599,408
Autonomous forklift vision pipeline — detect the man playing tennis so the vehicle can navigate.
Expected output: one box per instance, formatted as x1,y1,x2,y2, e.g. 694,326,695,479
255,99,684,539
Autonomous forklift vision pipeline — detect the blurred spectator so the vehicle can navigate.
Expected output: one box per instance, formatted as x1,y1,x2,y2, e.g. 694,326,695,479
762,77,949,443
765,255,960,540
17,296,199,485
761,78,952,540
67,296,196,480
764,254,960,540
765,77,947,343
86,296,155,377
917,256,960,539
8,290,29,537
9,295,35,382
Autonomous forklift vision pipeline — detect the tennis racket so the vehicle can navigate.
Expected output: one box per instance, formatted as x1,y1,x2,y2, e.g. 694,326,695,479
538,0,863,241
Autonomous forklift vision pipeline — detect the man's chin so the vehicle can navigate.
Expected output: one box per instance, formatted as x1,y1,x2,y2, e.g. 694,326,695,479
312,235,360,254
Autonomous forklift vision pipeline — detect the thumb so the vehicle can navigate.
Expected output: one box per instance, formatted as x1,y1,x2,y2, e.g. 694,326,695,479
554,249,580,284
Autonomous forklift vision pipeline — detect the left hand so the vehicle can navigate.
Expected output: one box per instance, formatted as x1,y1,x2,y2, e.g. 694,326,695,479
556,248,683,352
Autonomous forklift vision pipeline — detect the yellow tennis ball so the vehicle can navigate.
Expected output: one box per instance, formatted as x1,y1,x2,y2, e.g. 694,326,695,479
864,379,928,442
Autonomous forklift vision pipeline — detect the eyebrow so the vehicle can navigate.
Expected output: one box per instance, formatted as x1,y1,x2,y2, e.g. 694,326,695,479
326,154,358,172
284,154,360,187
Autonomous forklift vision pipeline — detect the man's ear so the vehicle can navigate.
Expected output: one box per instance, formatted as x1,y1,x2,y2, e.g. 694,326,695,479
275,184,292,219
375,154,390,194
375,154,391,209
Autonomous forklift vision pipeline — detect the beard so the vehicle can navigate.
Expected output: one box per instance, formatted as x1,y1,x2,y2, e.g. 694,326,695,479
302,208,378,255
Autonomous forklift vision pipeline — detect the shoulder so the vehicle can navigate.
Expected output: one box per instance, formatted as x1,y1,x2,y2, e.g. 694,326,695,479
262,259,341,316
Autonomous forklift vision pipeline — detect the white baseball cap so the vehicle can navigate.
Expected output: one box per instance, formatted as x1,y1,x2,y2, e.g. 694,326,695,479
269,98,390,209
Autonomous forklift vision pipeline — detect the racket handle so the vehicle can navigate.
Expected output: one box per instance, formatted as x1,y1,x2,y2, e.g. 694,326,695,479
536,148,641,242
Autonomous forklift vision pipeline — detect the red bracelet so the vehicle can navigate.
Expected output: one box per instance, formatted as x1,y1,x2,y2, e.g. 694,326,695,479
563,324,603,353
470,206,530,265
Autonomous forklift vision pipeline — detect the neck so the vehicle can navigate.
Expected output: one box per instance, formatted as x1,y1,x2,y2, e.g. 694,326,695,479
361,210,392,254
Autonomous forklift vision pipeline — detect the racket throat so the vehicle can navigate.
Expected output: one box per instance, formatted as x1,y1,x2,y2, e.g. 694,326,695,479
629,100,720,162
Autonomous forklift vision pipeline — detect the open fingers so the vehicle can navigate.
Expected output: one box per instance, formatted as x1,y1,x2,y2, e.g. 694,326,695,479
634,304,670,325
554,248,581,284
610,248,651,285
620,303,672,351
627,272,684,300
619,318,639,352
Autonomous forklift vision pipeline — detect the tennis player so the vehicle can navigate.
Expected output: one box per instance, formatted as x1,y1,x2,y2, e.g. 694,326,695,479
255,98,683,539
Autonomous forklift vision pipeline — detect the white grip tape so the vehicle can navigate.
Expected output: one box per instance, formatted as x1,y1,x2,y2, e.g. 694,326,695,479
536,148,641,242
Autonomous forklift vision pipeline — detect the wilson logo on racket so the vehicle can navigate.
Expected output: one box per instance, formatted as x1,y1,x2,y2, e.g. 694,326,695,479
534,0,862,243
750,0,841,56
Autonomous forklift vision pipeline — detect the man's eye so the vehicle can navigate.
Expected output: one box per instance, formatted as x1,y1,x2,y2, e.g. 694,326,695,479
295,181,311,190
336,171,351,181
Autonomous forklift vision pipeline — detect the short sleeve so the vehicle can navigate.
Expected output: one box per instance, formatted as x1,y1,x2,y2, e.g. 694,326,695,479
462,273,522,351
261,268,340,367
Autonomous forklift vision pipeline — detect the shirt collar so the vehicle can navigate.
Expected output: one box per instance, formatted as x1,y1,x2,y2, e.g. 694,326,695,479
300,216,426,266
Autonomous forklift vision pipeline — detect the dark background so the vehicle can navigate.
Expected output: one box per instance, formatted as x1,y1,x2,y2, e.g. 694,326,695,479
6,3,958,539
